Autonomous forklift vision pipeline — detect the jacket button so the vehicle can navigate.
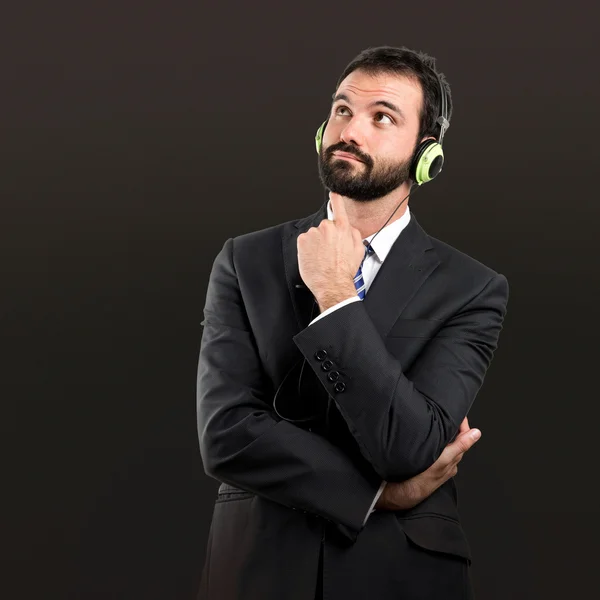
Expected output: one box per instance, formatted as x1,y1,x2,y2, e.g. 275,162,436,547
327,371,340,382
334,381,346,393
314,350,328,361
321,360,333,371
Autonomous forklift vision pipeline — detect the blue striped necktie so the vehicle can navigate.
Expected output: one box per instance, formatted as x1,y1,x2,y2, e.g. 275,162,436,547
354,241,375,300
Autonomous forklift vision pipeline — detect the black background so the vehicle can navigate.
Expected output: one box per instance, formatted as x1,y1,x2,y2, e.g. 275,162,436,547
3,1,599,598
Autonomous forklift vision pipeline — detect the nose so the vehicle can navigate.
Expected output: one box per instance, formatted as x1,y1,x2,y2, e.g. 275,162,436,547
339,116,366,148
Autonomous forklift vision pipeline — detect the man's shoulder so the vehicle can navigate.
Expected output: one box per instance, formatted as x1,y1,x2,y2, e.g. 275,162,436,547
419,229,509,307
425,230,503,281
233,217,296,246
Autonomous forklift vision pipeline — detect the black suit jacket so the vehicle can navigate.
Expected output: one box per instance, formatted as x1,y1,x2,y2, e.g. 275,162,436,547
196,201,509,600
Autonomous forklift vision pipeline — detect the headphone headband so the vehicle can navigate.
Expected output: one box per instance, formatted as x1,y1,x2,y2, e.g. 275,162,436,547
434,68,450,144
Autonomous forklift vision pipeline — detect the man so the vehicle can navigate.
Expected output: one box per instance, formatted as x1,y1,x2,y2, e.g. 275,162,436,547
196,46,509,600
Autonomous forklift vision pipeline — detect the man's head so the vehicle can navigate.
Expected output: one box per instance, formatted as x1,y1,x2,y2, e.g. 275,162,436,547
317,46,452,201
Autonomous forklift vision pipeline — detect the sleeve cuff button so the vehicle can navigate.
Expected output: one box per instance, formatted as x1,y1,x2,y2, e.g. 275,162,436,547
314,350,328,361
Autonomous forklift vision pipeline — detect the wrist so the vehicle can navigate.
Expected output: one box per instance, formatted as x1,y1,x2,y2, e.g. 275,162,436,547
316,284,357,312
384,480,423,511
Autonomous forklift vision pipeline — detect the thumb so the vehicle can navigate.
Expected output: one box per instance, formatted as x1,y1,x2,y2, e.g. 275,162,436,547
450,428,481,456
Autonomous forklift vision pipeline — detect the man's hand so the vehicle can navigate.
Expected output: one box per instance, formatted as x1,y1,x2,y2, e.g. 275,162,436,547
375,417,481,511
297,192,364,311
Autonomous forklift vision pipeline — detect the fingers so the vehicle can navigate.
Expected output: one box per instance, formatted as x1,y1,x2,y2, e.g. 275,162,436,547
459,416,470,434
432,428,481,475
452,429,481,452
405,427,482,503
451,428,481,456
329,192,348,226
439,430,480,480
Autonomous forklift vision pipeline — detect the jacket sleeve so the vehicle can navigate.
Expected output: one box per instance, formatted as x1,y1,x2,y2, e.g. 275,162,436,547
292,273,509,482
197,238,383,543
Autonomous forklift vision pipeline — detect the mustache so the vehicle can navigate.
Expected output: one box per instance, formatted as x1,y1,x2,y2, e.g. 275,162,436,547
326,143,372,167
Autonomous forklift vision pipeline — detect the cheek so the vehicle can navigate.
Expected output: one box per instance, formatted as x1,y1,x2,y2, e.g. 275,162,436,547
380,136,417,163
322,123,340,148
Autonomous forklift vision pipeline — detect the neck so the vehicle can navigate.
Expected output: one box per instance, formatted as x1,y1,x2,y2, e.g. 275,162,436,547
336,181,412,239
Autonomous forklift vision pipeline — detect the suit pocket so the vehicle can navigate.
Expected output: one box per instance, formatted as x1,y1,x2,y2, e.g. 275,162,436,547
216,482,256,503
387,318,443,339
395,514,473,564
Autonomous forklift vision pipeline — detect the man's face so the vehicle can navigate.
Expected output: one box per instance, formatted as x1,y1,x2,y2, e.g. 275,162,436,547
317,69,423,201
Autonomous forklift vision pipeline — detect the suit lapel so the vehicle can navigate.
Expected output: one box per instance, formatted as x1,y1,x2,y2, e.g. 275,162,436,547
363,215,440,337
282,201,440,338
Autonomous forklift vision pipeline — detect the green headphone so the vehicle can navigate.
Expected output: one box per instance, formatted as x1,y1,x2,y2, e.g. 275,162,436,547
314,68,450,186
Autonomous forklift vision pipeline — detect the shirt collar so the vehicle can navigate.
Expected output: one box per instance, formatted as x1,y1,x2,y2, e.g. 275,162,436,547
326,198,411,262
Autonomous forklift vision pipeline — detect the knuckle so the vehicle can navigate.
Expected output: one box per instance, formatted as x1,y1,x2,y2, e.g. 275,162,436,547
458,440,471,453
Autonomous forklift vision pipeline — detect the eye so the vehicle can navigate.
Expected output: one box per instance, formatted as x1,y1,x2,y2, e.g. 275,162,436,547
335,105,351,116
374,112,394,125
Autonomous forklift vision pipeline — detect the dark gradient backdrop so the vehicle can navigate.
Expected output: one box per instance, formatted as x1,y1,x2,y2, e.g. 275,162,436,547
2,1,598,599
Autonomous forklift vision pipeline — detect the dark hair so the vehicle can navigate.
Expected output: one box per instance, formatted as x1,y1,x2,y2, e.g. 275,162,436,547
334,45,452,143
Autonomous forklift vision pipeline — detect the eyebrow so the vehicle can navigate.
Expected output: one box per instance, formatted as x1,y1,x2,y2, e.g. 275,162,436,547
331,93,405,121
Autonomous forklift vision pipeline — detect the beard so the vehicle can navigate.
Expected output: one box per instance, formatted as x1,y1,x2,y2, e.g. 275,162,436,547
317,141,413,202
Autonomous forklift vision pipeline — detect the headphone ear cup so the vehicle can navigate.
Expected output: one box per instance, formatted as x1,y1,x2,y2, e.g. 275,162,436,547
410,140,445,185
315,121,327,154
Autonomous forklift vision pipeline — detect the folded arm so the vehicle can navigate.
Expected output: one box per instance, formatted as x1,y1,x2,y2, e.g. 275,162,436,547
197,238,385,542
293,274,509,482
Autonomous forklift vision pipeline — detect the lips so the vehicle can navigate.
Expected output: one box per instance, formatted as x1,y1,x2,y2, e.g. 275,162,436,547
332,151,363,163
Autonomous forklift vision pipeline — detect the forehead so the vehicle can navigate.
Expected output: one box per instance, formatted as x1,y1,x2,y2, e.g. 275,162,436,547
334,70,423,116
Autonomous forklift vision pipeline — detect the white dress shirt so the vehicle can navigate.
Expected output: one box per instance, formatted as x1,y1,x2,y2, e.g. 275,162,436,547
307,198,412,526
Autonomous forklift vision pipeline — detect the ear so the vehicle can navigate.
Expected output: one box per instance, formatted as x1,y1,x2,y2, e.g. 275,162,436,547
419,135,437,145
